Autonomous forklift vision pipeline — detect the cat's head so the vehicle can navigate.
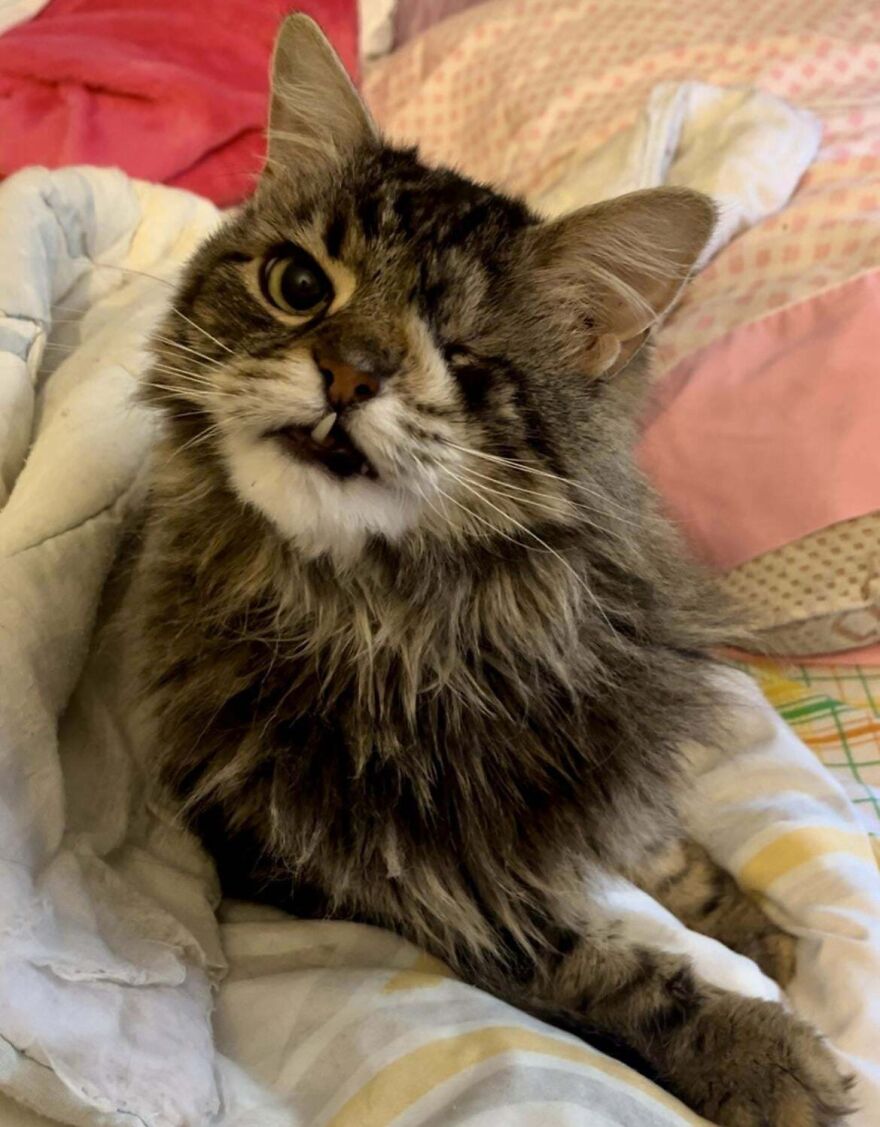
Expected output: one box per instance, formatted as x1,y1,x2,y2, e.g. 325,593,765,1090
147,15,714,563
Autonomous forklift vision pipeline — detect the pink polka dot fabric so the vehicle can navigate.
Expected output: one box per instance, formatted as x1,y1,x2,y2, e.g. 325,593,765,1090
365,0,880,567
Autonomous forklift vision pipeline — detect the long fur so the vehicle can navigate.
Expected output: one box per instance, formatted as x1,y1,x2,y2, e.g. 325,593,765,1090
128,21,853,1123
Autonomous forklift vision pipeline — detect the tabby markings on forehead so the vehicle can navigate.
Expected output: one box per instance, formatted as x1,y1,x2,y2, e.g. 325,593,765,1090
324,211,347,260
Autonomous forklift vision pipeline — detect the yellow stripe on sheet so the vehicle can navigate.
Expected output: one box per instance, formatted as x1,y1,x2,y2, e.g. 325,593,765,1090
751,665,803,709
737,826,873,892
383,951,454,993
326,1024,705,1127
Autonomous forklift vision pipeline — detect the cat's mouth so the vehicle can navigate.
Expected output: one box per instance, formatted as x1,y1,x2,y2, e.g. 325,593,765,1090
268,416,377,481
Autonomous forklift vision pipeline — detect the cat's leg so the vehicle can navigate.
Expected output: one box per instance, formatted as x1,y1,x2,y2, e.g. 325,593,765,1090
347,863,852,1125
518,919,853,1126
630,837,796,986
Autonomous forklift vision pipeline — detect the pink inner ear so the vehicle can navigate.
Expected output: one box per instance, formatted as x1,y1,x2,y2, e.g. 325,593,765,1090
584,327,653,379
583,333,621,376
638,270,880,572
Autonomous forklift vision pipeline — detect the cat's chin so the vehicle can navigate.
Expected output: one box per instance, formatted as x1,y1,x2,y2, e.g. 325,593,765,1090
219,431,423,561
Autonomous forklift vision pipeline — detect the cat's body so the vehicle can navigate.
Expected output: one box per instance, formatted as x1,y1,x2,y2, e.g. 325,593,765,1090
139,416,718,960
133,16,853,1124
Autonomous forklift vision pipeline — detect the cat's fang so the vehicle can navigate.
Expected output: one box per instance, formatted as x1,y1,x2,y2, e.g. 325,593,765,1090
310,412,337,444
269,421,375,481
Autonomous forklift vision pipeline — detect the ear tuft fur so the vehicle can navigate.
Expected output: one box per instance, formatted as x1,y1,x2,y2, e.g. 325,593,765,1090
521,188,716,376
263,14,378,185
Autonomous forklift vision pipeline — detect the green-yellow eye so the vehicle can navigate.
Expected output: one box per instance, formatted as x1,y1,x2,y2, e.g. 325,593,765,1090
260,245,332,316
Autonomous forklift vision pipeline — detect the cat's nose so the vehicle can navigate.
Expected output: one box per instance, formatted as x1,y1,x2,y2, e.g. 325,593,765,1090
316,350,382,410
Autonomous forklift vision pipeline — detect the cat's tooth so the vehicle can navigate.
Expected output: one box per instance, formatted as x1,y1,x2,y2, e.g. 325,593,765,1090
359,463,371,476
310,412,337,444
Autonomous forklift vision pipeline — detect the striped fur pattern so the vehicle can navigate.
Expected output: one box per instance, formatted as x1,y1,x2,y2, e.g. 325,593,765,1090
131,16,853,1124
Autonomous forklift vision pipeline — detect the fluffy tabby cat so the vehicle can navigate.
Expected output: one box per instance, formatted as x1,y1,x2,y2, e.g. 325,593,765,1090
133,15,853,1125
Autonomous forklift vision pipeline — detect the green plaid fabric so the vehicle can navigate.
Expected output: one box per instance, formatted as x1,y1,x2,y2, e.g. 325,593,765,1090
738,660,880,835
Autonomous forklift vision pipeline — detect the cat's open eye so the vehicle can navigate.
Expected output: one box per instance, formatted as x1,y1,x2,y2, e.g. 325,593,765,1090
259,245,333,317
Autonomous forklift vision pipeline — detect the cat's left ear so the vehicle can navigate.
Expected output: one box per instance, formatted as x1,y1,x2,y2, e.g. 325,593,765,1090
263,14,378,183
519,188,716,377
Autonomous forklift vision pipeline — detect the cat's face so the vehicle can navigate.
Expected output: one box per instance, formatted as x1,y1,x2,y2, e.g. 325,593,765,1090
147,16,714,562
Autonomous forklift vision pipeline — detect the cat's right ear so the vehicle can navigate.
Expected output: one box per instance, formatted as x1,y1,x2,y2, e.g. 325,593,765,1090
263,14,378,185
515,189,716,379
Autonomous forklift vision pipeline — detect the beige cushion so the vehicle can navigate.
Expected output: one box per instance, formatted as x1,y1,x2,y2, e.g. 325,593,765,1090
719,513,880,655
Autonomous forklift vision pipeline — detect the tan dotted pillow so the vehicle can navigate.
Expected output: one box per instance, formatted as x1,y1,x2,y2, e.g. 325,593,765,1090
719,513,880,655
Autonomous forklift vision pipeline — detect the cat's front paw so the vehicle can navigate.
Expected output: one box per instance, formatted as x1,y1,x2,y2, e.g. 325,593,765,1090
671,995,854,1126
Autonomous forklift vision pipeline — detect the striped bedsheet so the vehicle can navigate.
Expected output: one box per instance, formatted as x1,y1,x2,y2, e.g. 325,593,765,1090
214,911,703,1126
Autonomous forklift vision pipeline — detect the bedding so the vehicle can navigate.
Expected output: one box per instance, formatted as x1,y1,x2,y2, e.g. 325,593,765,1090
1,2,880,1124
360,0,399,59
738,659,880,839
359,0,486,59
390,0,484,50
364,0,880,658
1,157,879,1127
0,0,47,37
721,513,880,655
0,0,359,206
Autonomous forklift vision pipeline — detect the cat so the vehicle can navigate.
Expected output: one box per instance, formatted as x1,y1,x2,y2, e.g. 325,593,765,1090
132,14,853,1125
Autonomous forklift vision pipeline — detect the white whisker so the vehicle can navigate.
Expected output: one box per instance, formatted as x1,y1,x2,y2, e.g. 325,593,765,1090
167,307,234,356
40,345,224,394
447,441,638,524
41,341,83,352
170,423,225,459
455,464,623,539
148,362,217,383
37,310,226,370
141,380,219,404
152,334,226,367
146,363,234,393
414,465,552,557
440,463,619,639
89,262,235,355
91,261,177,289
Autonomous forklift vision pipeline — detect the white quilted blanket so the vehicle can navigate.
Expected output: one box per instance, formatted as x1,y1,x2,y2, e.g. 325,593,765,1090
0,84,878,1125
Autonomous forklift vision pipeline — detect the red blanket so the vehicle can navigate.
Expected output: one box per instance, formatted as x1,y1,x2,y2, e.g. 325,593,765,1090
0,0,358,205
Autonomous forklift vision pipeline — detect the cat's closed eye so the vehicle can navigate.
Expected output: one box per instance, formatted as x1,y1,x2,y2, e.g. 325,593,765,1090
260,244,333,316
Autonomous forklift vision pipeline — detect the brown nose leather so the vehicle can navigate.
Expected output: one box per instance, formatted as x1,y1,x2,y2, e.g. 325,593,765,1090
317,352,381,410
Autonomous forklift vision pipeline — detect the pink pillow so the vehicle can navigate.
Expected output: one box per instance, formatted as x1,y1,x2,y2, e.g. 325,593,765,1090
393,0,486,46
639,270,880,572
